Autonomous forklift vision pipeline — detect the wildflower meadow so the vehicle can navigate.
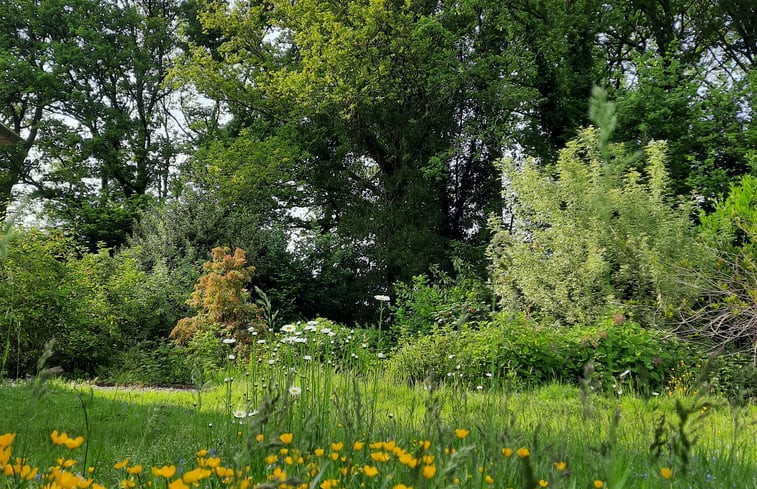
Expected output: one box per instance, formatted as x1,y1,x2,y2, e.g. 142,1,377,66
1,314,755,489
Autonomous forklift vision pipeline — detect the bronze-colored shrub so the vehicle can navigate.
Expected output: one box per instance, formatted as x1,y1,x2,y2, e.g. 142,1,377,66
171,247,264,346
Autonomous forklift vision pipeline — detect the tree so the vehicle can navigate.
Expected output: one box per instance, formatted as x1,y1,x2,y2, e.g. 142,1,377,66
173,0,566,303
0,0,183,248
171,246,262,345
599,0,756,199
0,0,64,219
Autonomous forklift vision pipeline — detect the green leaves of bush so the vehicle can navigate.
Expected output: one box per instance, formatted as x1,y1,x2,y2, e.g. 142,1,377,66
388,315,693,393
487,123,698,326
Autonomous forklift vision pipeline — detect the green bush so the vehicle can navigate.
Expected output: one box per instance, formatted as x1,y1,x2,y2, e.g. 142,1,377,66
387,314,699,393
686,174,757,360
487,93,699,326
0,228,191,378
0,228,108,377
390,260,493,342
101,340,193,386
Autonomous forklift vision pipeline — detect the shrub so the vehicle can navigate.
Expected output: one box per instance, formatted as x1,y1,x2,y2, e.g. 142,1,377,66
101,340,193,386
684,174,757,362
255,318,381,374
387,314,698,393
390,260,493,342
0,228,190,378
487,91,699,326
171,247,264,346
0,229,111,377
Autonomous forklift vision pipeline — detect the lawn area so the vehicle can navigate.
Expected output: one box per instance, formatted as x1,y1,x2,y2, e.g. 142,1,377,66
1,365,755,489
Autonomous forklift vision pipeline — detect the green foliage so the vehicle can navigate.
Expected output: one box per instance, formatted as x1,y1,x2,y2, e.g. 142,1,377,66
390,261,493,341
256,318,381,374
699,174,757,254
0,228,189,377
488,109,699,325
388,314,698,393
684,175,757,359
613,51,756,200
101,339,193,386
171,247,263,346
0,229,86,377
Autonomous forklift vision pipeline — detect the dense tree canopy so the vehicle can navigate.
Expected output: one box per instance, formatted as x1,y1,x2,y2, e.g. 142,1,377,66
0,0,754,325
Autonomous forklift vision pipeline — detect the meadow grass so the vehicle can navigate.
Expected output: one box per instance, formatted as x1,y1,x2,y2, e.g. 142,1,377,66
1,358,755,489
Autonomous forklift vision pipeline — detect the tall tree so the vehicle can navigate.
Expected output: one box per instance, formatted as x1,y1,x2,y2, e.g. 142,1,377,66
176,0,545,292
0,0,64,218
0,0,182,247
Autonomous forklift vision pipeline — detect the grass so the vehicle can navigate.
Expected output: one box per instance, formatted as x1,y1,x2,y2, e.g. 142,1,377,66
1,358,755,489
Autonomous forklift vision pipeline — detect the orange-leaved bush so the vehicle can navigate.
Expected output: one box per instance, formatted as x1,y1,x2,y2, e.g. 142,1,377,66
171,247,264,346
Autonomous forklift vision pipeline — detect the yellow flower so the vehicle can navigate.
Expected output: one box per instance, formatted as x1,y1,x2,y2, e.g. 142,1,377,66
206,457,221,469
168,479,189,489
363,465,379,477
152,465,177,478
369,442,383,450
539,480,549,487
370,451,390,462
393,485,412,489
329,452,339,461
64,436,85,450
21,465,39,481
331,442,344,452
284,456,294,465
271,467,286,481
553,462,566,471
422,464,436,479
51,430,66,445
255,434,264,443
501,448,513,457
353,441,365,451
485,475,494,485
419,440,431,451
196,449,208,457
120,479,136,489
593,480,604,489
0,433,15,448
126,465,143,475
57,457,77,468
320,479,339,489
0,446,10,466
182,468,211,484
77,478,93,488
114,459,129,470
265,455,277,465
398,453,414,466
314,448,325,457
279,433,294,445
516,447,530,458
454,429,470,439
661,467,673,480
